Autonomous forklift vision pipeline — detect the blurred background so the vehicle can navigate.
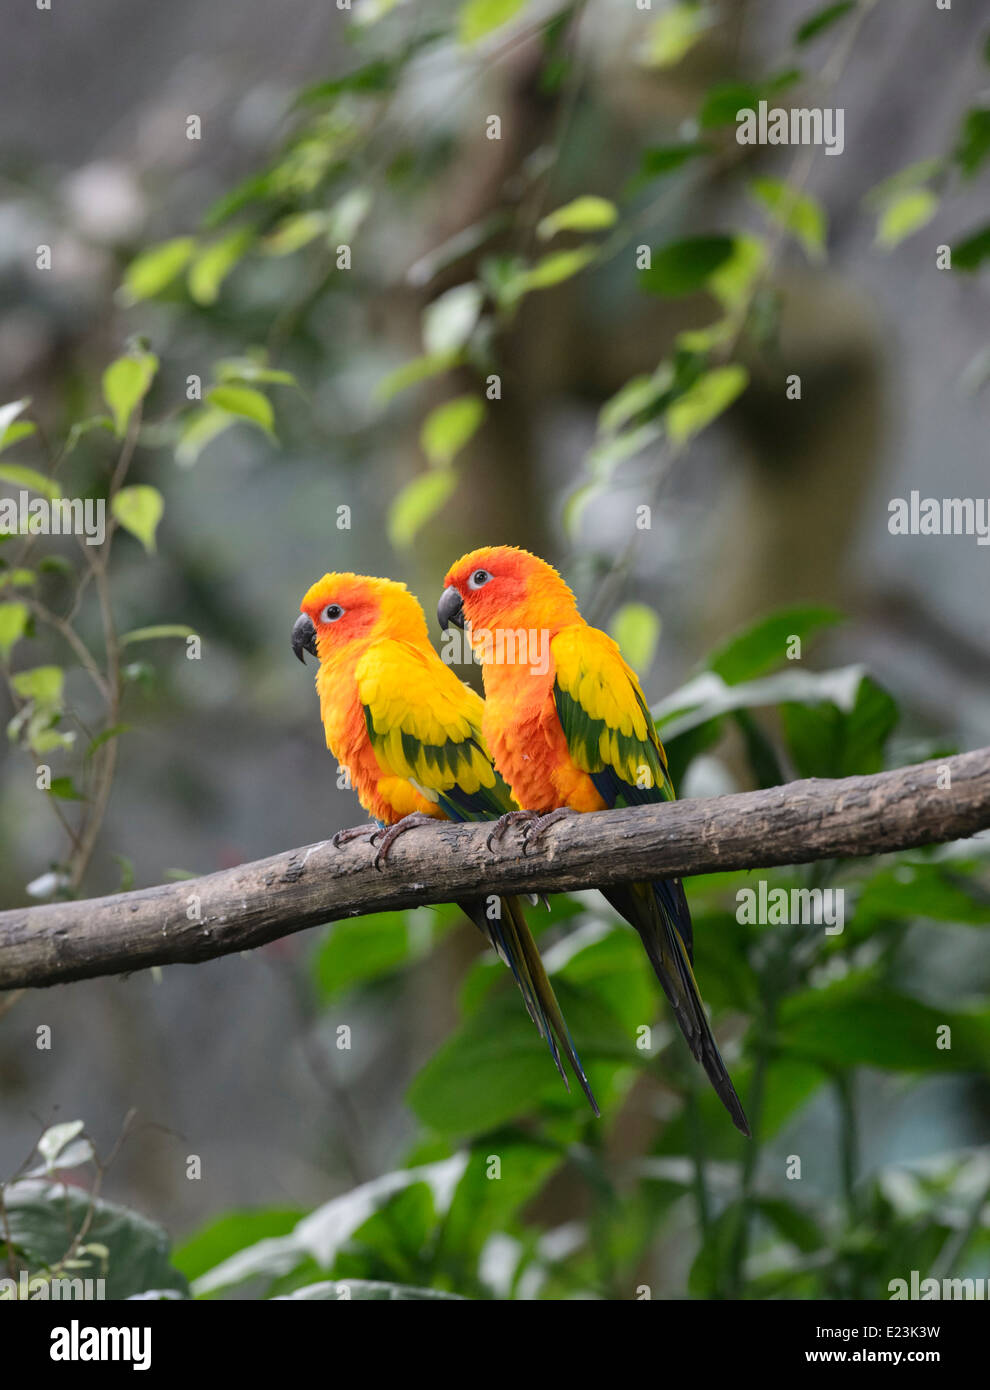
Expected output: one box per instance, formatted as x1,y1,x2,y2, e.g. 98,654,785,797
1,0,989,1300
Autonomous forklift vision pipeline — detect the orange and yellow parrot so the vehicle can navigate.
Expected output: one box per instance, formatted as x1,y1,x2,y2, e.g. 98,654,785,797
292,571,598,1114
438,546,750,1136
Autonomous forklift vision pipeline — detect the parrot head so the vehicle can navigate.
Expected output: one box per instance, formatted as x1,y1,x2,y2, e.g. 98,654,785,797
293,572,428,664
439,545,578,635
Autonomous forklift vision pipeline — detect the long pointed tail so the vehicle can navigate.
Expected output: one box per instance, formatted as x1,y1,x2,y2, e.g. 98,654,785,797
602,879,750,1137
458,895,600,1117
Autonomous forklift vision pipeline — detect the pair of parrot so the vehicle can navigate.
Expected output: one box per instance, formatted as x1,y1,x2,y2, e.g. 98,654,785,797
292,545,749,1136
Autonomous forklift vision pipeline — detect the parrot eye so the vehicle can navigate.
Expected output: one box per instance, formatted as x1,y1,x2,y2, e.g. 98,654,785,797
468,569,491,590
321,603,344,623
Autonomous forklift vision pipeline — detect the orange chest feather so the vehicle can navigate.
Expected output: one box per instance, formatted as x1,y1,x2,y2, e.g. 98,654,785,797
315,655,433,825
480,660,604,813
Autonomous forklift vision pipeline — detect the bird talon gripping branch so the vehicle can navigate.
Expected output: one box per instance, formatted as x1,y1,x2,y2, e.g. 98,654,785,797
485,808,540,852
370,812,436,870
331,823,380,850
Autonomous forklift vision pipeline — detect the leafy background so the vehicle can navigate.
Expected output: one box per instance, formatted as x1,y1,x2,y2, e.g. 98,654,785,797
1,0,989,1299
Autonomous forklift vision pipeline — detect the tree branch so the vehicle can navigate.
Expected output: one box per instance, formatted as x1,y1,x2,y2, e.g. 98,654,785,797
1,749,988,993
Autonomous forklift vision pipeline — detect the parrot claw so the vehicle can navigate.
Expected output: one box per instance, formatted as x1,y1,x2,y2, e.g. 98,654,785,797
371,812,437,870
485,809,541,854
331,823,380,850
521,807,575,853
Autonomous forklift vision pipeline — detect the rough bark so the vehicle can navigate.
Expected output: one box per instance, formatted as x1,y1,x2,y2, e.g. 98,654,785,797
1,748,987,992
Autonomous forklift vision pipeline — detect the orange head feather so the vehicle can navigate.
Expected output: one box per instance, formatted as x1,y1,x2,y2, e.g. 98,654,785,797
296,572,428,665
441,545,580,636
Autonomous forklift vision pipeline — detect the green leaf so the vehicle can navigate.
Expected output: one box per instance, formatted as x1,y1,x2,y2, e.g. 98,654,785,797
102,352,159,438
699,81,760,129
599,368,672,436
214,357,297,388
312,907,456,1001
438,1138,563,1270
795,1,854,44
639,235,735,297
112,486,164,554
422,283,484,355
0,421,36,455
782,673,898,779
856,861,990,928
953,226,990,272
864,160,943,210
0,568,35,589
120,624,195,646
609,602,661,672
955,108,990,178
666,364,748,443
457,0,525,46
65,415,114,454
48,776,84,801
11,665,63,706
0,397,32,444
750,177,827,261
36,1120,85,1169
193,1157,467,1296
654,662,869,742
175,408,235,467
205,385,275,436
754,1198,824,1253
0,464,60,499
708,233,767,311
387,470,459,548
515,246,597,297
261,211,328,256
708,606,843,685
409,976,636,1134
121,237,197,303
689,1201,742,1297
3,1179,189,1300
420,395,485,467
631,142,708,191
172,1208,304,1283
188,227,255,304
875,188,939,248
86,723,130,758
537,195,618,240
375,350,461,405
641,2,712,69
778,982,990,1072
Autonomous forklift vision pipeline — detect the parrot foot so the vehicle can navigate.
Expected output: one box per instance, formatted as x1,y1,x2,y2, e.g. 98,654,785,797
522,807,576,852
485,809,542,853
372,812,437,870
331,823,380,850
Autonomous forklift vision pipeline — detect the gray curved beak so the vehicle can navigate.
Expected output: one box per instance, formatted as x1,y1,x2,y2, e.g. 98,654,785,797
437,586,465,631
292,612,318,664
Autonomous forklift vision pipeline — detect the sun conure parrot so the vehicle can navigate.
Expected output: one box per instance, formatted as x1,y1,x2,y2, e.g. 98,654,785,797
292,571,598,1115
437,546,750,1136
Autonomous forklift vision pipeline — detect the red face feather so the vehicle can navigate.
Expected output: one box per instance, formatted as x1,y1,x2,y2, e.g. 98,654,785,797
443,545,578,633
300,572,427,662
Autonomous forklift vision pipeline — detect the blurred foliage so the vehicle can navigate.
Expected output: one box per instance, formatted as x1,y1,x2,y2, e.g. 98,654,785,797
4,605,989,1299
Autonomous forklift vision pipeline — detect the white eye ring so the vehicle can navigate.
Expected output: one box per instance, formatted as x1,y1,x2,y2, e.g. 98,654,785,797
321,603,345,623
468,569,491,590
